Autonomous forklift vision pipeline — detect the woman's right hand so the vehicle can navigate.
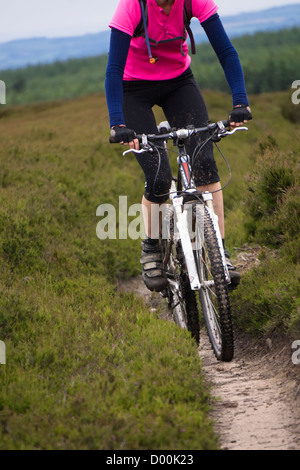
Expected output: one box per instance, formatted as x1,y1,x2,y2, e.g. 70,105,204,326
110,125,139,149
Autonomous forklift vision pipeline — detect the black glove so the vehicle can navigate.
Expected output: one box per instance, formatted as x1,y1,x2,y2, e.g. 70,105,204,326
110,125,136,143
229,104,252,124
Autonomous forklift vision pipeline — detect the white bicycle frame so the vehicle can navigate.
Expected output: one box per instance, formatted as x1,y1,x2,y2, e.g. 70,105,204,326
169,180,201,290
168,183,230,291
122,125,247,292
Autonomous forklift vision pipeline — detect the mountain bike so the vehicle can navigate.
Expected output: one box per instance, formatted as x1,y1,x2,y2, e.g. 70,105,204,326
110,120,248,361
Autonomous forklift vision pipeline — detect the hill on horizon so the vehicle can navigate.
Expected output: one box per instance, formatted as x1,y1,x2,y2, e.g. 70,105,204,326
1,3,300,71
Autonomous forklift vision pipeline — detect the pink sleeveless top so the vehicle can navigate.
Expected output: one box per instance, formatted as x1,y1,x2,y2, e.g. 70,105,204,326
109,0,218,81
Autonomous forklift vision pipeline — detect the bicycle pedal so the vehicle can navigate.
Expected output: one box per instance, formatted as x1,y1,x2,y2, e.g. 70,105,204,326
227,278,240,292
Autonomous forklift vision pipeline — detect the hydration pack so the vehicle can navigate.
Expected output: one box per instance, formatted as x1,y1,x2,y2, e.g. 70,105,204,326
133,0,196,62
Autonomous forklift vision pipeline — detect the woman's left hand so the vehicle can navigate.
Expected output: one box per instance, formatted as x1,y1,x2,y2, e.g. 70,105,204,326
229,104,252,127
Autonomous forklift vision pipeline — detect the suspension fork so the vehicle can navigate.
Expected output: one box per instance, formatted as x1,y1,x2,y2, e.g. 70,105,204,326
202,192,231,283
169,142,201,291
176,141,230,285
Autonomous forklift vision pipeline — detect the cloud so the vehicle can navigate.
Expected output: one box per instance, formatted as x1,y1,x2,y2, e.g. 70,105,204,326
1,0,299,42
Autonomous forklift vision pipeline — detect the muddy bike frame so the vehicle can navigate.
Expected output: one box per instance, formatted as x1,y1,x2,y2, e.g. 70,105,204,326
111,119,248,361
119,120,248,292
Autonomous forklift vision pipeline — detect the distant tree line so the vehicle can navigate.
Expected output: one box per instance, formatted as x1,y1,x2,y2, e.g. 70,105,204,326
191,27,300,95
1,27,299,106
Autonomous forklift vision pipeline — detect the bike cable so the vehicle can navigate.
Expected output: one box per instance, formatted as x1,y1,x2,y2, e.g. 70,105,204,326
147,135,232,199
191,135,232,193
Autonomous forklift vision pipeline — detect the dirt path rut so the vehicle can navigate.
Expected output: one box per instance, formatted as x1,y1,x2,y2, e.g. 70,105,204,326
119,246,300,450
199,331,300,450
199,246,300,450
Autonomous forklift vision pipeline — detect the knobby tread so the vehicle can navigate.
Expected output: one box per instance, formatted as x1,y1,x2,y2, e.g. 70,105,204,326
198,205,234,361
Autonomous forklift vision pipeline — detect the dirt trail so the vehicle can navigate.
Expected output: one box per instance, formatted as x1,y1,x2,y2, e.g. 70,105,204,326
118,246,300,450
200,246,300,450
199,331,300,450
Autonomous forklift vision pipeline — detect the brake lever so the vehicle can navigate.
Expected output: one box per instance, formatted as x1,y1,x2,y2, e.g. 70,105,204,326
122,146,155,156
219,126,248,137
122,148,148,156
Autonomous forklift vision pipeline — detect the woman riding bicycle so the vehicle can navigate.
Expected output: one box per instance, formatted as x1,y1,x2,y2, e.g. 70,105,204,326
105,0,252,292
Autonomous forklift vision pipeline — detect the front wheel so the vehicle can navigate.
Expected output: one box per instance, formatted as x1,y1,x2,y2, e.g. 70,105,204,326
162,206,200,344
194,204,234,361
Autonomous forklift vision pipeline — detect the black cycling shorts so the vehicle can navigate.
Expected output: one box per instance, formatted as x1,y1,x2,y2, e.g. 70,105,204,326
123,67,220,203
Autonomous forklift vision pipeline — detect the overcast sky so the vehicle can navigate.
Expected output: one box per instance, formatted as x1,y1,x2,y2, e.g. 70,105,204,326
1,0,299,42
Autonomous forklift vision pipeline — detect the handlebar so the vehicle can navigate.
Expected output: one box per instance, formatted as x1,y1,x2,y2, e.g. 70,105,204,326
109,119,247,144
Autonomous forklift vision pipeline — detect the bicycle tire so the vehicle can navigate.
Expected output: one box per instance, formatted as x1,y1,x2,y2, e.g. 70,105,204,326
193,203,234,361
162,206,200,344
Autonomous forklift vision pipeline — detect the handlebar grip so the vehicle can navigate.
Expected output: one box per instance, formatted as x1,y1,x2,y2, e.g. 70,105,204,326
109,134,142,144
222,119,231,128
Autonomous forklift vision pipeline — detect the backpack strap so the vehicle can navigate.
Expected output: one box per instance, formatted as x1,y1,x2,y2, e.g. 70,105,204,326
133,0,196,56
184,0,193,18
140,0,158,63
183,0,196,54
133,0,147,38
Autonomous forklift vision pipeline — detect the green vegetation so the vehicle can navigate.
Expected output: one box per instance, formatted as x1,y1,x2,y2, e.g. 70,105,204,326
192,27,300,95
0,55,108,105
0,95,218,449
1,28,300,106
230,135,300,338
205,90,300,340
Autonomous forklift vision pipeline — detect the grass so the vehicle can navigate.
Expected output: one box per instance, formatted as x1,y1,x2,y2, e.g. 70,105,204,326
1,287,216,449
0,87,299,449
229,138,300,338
0,94,218,450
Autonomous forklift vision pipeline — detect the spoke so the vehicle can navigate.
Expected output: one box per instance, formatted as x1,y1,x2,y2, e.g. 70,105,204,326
206,284,218,300
202,254,213,279
207,296,220,320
